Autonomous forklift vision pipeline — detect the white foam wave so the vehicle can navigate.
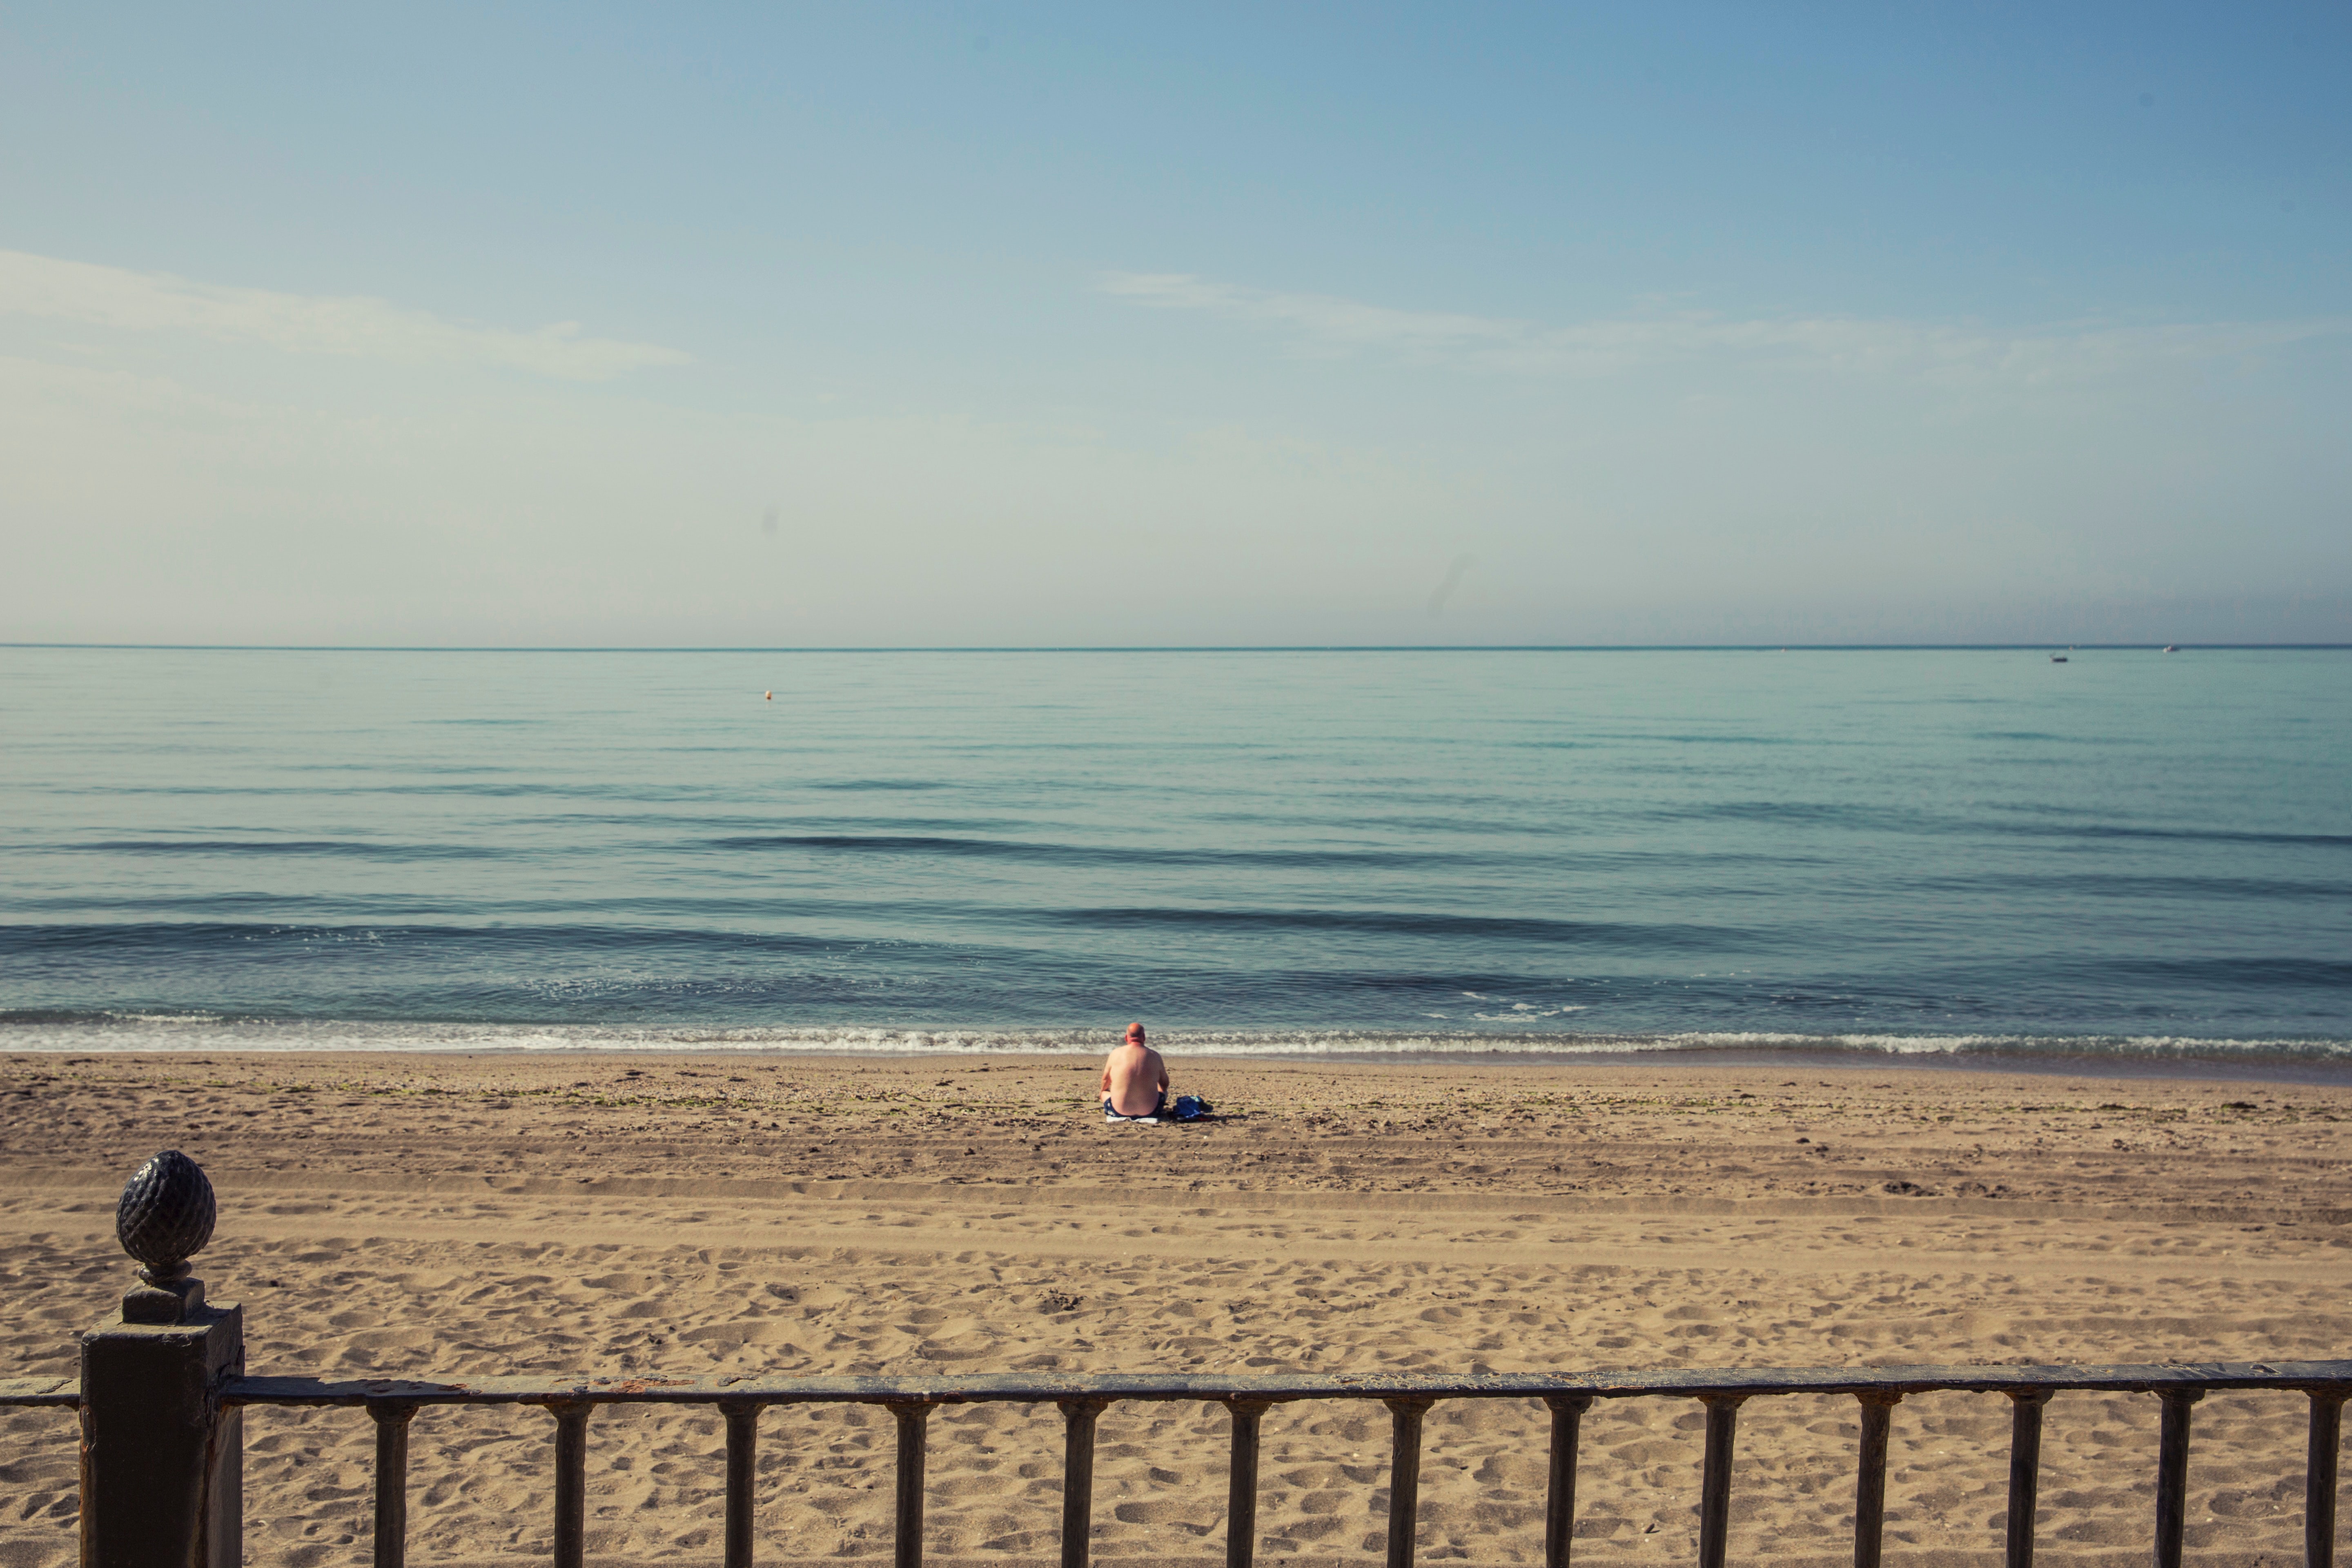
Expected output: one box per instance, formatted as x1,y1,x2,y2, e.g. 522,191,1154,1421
1,1013,2347,1064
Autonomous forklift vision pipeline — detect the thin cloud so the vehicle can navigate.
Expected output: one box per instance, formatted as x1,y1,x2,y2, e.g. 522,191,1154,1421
0,250,690,382
1103,272,1524,354
1100,271,2345,383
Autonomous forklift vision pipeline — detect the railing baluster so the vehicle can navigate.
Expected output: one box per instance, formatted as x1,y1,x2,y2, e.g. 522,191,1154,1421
2310,1389,2346,1568
1542,1393,1593,1568
1384,1396,1433,1568
893,1404,931,1568
549,1400,592,1568
1852,1392,1900,1568
721,1401,762,1568
369,1402,414,1568
1058,1397,1106,1568
2004,1389,2051,1568
2155,1388,2205,1568
1226,1397,1271,1568
1697,1395,1746,1568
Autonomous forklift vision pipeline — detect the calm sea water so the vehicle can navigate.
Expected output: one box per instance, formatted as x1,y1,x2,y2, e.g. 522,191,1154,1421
2,646,2346,1067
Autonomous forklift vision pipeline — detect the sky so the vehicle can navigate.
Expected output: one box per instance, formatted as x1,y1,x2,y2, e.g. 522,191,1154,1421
2,3,2348,646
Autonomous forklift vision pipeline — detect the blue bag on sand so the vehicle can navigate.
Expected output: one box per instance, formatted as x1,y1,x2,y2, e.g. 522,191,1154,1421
1104,1095,1216,1125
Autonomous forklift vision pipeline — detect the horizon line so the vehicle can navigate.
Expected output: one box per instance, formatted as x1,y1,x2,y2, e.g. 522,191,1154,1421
2,641,2349,654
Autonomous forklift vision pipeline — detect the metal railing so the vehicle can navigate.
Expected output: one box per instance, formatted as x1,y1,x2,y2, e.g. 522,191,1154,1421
0,1377,79,1408
168,1361,2352,1568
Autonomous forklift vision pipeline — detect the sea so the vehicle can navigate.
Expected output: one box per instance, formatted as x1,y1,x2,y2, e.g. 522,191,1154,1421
2,646,2347,1074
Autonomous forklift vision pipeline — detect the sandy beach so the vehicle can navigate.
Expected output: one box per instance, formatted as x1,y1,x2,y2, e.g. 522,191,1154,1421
4,1051,2349,1567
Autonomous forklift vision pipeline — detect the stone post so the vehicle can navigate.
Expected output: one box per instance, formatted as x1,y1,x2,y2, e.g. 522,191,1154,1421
80,1150,244,1568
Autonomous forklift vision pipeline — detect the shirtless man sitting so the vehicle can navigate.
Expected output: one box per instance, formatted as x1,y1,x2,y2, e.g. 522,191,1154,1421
1100,1022,1170,1119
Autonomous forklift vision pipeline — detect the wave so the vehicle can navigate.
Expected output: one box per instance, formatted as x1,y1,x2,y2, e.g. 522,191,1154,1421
18,918,2350,980
56,839,502,860
1053,906,1740,947
0,921,850,959
2,1012,2347,1065
705,834,1466,868
1677,800,2352,848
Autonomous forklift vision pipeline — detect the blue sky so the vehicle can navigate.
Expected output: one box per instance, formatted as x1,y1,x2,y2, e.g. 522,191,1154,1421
3,3,2347,643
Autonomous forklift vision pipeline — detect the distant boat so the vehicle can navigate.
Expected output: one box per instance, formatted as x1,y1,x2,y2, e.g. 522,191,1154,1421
2051,655,2068,663
2163,644,2179,653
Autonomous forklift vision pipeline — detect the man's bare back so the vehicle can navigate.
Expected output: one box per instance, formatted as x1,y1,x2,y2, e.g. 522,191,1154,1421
1101,1022,1169,1117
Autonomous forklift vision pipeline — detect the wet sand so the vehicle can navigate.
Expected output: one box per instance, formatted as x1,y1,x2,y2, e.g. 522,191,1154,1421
4,1051,2349,1566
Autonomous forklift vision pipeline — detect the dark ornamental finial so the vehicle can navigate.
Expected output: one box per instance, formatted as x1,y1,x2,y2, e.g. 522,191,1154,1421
116,1150,216,1323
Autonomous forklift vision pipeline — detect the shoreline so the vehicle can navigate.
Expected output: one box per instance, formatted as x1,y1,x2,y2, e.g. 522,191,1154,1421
9,1033,2352,1085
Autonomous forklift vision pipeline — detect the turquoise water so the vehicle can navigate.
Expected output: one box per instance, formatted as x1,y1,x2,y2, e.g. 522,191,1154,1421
2,646,2346,1064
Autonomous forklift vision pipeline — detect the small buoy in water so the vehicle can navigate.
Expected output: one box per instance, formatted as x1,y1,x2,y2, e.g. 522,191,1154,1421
763,690,773,700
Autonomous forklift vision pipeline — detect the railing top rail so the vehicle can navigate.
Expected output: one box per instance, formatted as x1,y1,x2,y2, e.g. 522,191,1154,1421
0,1376,82,1408
219,1359,2352,1409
